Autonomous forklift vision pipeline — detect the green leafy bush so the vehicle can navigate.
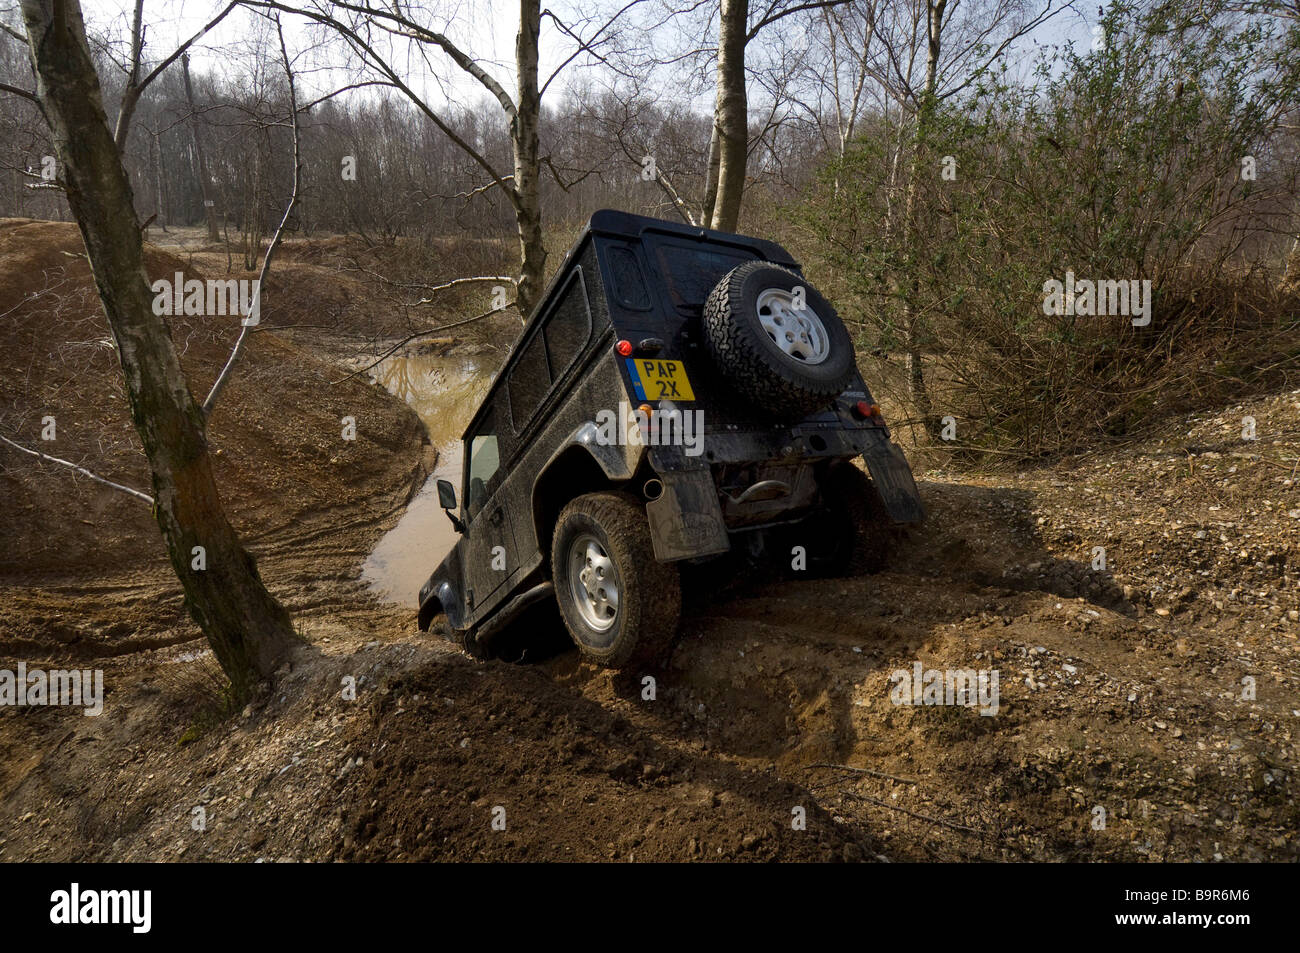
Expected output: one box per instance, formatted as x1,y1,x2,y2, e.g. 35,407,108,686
796,0,1300,458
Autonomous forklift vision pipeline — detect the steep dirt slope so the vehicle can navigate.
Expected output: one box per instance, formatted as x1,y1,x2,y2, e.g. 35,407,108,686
1,222,1294,862
0,219,432,659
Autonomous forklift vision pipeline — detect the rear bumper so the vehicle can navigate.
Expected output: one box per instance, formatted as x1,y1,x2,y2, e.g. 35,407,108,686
645,431,923,561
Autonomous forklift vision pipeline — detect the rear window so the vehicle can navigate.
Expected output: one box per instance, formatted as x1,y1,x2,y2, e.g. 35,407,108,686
608,246,651,310
652,240,757,311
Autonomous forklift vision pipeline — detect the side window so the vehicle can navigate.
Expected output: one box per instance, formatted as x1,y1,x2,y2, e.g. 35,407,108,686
507,271,591,434
607,246,650,310
507,333,551,433
465,409,501,521
544,273,592,378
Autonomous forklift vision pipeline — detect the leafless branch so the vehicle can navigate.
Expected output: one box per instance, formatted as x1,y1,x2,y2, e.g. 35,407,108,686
0,80,36,103
330,304,516,385
202,12,301,417
0,434,154,505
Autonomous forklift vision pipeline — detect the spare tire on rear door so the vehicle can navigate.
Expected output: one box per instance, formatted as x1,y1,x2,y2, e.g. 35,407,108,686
702,261,857,418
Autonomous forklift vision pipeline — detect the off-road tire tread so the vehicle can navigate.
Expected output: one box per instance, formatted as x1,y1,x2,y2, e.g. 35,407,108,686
703,261,855,418
552,492,682,669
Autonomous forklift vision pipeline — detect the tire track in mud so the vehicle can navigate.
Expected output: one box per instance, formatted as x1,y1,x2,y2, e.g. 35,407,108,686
4,221,1295,861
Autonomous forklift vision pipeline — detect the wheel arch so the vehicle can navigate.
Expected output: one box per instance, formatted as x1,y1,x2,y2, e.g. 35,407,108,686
531,424,644,567
418,576,471,632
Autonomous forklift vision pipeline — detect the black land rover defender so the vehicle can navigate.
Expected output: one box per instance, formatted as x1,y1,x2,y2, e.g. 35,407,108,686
418,210,924,667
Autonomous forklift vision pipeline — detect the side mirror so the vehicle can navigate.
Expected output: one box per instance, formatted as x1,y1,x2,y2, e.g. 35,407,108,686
436,478,466,534
436,478,457,510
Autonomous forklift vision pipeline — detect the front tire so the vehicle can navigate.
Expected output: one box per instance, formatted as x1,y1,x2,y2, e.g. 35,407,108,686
551,492,682,668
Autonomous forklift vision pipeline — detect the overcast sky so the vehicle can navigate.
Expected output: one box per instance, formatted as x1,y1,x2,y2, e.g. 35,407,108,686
69,0,1096,113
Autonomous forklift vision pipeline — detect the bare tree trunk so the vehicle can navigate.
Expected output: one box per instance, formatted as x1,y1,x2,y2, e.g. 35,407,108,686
150,130,167,231
512,0,546,316
182,52,221,243
709,0,748,232
242,148,264,270
701,117,721,226
20,0,295,701
111,0,144,153
900,157,934,434
898,0,945,438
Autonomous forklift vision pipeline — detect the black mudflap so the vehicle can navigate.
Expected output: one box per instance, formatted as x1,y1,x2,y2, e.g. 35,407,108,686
860,438,924,524
646,469,732,561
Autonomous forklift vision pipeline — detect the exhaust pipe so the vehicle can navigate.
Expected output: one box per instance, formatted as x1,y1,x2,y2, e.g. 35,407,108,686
643,478,664,501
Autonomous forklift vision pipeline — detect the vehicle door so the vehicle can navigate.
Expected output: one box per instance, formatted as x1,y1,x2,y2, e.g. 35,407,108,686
461,405,515,612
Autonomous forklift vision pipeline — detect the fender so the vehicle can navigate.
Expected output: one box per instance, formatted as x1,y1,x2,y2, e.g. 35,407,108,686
529,420,645,545
539,420,643,483
416,543,469,631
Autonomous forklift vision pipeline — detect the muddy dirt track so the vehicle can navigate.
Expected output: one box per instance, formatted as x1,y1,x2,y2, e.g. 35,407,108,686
1,221,1297,862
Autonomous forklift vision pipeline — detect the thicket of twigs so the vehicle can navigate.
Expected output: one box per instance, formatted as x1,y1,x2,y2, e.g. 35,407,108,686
791,1,1300,459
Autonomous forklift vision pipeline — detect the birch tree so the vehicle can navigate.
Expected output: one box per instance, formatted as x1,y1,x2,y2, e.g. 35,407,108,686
18,0,296,700
705,0,852,231
247,0,635,316
869,0,1068,433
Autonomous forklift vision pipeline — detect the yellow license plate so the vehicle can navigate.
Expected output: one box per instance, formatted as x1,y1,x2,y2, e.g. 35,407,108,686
627,358,695,401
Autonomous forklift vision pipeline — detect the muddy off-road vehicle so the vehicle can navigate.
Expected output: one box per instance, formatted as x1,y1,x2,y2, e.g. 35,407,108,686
418,210,923,667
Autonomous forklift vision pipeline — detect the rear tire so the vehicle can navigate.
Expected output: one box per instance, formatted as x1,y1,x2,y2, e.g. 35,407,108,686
551,492,682,668
784,463,897,577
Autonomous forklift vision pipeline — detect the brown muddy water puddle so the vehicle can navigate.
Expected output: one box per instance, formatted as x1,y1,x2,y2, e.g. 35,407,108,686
361,349,492,605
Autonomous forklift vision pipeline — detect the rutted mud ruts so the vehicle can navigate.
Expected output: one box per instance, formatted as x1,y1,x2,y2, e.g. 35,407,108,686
2,222,1295,862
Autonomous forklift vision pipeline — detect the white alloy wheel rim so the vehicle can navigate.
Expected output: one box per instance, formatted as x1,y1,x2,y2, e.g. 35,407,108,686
755,287,830,364
568,533,619,632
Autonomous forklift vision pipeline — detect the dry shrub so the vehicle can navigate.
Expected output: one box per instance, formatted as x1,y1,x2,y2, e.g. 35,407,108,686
791,1,1300,460
917,266,1299,459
